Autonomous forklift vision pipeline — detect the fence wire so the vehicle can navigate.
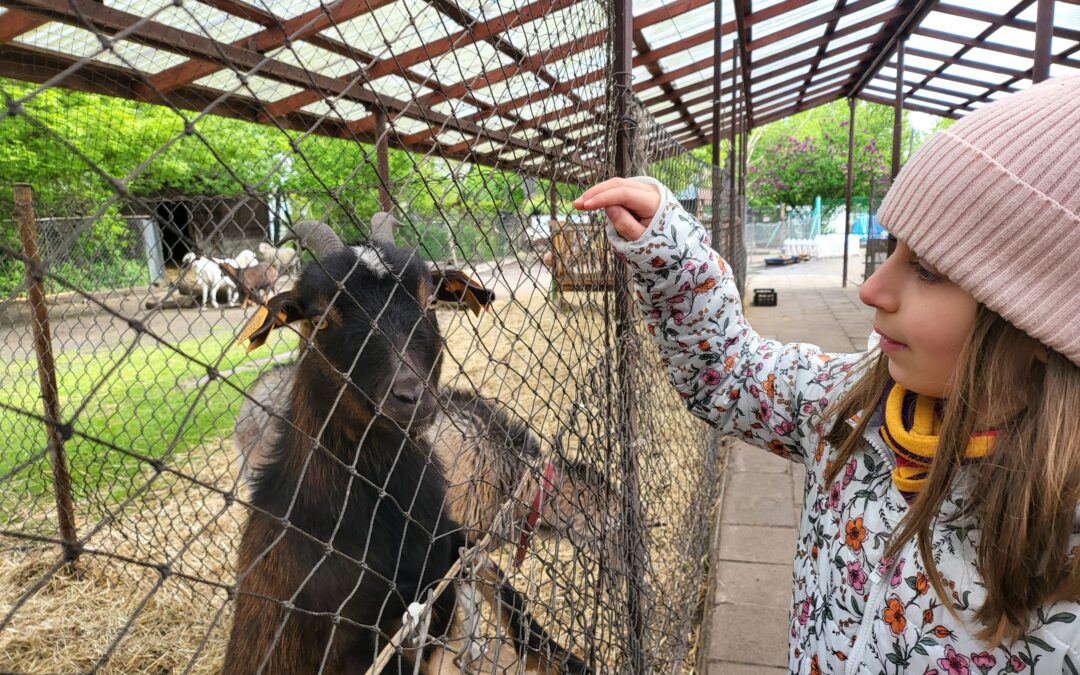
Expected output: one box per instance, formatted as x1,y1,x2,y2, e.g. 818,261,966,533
0,0,742,671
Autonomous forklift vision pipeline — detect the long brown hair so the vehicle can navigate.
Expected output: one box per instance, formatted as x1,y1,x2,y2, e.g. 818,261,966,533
824,305,1080,643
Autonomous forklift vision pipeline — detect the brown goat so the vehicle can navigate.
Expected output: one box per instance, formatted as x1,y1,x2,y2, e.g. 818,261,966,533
219,261,278,308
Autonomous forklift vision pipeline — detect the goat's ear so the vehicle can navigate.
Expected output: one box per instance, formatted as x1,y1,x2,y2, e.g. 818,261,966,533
236,291,310,352
431,269,495,316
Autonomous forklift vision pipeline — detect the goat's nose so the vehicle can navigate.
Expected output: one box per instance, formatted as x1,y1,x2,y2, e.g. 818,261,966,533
390,375,424,405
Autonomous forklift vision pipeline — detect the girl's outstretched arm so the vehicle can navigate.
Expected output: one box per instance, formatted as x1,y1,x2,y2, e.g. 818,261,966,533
576,177,866,463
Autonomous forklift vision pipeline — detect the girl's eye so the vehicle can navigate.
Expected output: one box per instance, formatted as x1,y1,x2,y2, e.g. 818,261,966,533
909,260,941,283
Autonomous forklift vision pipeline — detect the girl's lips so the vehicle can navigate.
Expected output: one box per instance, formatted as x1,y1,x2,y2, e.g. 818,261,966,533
876,327,908,353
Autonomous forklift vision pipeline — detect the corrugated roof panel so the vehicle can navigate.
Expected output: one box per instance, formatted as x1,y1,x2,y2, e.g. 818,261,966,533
124,0,262,44
387,115,430,134
835,1,901,32
473,71,547,107
903,52,949,71
828,23,885,51
919,10,993,37
364,74,436,101
546,46,607,82
752,0,833,40
252,0,324,21
409,41,510,83
964,47,1032,71
431,99,480,118
298,99,370,122
512,93,575,121
940,62,1014,84
269,41,364,80
1049,61,1080,78
503,0,607,56
641,5,720,49
657,42,713,73
752,46,819,77
945,0,1019,14
753,65,811,92
456,0,520,21
190,71,303,100
755,24,828,59
906,33,964,56
816,44,871,70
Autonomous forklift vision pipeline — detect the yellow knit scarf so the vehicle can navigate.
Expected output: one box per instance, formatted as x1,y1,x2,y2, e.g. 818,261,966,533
878,381,996,499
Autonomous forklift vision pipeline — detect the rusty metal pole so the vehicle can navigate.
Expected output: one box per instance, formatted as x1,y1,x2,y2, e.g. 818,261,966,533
843,98,856,288
374,107,392,214
729,39,738,262
1033,0,1055,83
710,0,723,250
14,184,79,562
613,0,648,669
888,39,905,257
738,103,748,293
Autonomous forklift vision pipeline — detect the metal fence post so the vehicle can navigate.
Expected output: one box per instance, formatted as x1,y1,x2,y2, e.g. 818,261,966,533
14,183,79,562
613,0,650,669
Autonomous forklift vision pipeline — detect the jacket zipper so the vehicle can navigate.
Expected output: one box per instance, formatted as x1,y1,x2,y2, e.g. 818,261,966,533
845,555,899,675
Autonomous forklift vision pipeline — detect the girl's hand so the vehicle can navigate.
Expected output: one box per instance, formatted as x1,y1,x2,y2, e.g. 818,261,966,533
573,178,661,242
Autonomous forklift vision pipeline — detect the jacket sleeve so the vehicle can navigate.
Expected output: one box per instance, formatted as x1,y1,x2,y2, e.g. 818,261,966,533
609,177,867,465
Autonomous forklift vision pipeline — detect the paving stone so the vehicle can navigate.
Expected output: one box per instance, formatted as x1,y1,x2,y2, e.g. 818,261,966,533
728,442,792,474
716,524,798,565
791,464,807,508
707,604,790,669
722,472,797,527
714,560,793,609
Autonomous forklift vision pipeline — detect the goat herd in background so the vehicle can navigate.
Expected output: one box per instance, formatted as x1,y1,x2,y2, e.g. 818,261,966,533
179,240,297,310
221,217,611,673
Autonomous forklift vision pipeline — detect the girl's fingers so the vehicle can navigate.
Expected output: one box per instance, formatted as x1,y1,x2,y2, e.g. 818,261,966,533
572,178,653,209
604,206,647,242
578,186,658,220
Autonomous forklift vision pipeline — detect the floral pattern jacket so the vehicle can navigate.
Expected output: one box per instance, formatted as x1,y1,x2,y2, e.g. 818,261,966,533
612,178,1080,674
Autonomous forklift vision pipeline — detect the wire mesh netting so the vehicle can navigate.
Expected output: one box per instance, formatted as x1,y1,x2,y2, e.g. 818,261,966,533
0,0,743,671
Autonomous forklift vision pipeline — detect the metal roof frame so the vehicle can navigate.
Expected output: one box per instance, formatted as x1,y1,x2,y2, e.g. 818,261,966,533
2,0,1079,178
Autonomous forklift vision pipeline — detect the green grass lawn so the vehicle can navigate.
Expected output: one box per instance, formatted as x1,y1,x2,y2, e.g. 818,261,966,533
1,327,297,518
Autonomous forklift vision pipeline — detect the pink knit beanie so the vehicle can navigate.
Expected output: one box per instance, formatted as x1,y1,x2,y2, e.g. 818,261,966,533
878,75,1080,366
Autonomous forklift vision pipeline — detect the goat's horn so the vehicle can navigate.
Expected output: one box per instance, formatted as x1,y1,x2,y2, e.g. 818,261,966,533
281,220,346,257
370,212,399,243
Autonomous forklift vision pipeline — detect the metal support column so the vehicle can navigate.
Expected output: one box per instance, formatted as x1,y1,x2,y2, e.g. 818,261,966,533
1034,0,1055,83
843,98,856,288
711,0,723,249
888,39,905,256
728,39,738,262
613,0,647,669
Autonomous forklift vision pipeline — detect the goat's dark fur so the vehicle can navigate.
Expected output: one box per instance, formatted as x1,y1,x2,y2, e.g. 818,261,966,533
224,238,588,675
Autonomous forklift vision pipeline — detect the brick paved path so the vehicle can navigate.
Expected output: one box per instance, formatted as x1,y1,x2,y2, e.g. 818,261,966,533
702,255,874,674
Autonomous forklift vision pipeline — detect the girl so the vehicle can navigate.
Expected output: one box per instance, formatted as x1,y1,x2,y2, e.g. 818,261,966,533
574,75,1080,673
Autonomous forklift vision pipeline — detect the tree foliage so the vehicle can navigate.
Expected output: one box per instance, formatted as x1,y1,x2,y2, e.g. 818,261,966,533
746,100,925,215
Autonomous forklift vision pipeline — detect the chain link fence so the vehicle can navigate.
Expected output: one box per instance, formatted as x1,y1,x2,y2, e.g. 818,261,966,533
0,0,742,671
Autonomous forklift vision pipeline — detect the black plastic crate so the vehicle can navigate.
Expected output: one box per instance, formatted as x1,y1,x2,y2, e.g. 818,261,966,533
753,288,777,307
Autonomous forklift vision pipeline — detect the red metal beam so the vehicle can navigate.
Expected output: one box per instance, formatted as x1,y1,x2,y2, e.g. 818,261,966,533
858,92,962,119
733,0,754,125
0,42,600,184
934,2,1080,43
142,0,399,97
0,9,48,43
3,0,595,171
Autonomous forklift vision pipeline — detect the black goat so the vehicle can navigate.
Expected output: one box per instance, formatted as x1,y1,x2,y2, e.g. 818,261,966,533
223,219,589,675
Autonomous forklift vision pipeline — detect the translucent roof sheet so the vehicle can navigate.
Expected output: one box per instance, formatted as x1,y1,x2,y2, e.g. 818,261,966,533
6,0,1077,163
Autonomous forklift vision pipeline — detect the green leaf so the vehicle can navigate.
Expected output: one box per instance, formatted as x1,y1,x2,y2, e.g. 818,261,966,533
1022,636,1053,652
1044,612,1076,625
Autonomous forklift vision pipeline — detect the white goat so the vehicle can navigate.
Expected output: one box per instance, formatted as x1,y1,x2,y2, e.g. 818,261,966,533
234,249,259,269
181,252,238,309
257,241,298,275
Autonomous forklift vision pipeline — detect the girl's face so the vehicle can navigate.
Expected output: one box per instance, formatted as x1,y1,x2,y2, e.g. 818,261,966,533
858,240,977,398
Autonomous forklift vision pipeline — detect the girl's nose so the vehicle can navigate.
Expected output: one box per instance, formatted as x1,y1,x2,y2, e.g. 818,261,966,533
859,254,900,313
